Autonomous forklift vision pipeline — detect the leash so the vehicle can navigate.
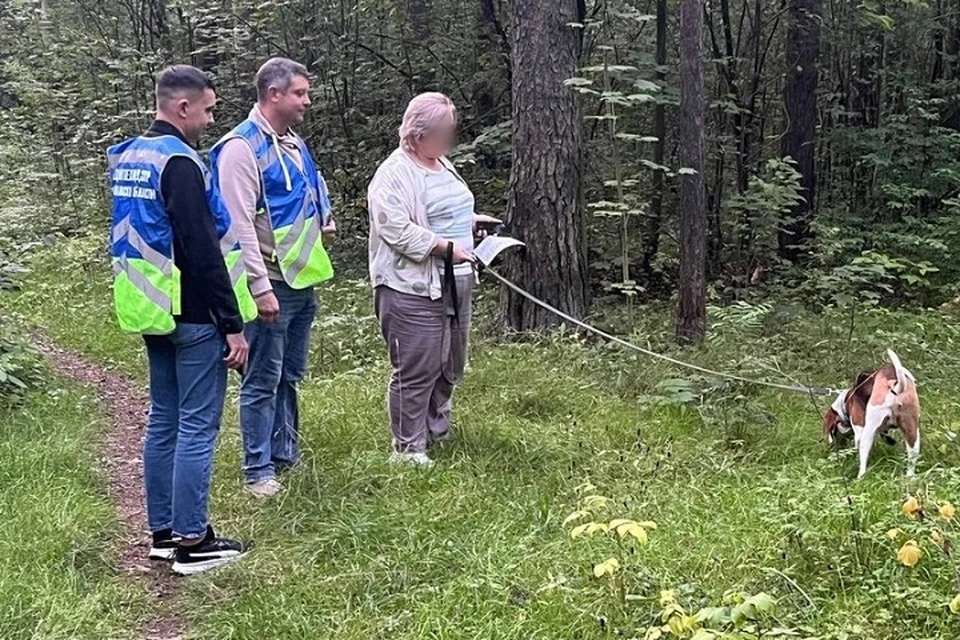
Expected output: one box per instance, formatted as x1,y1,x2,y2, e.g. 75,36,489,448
483,266,843,398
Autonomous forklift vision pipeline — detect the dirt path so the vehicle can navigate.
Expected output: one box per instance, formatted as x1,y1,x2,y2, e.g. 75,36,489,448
39,340,185,640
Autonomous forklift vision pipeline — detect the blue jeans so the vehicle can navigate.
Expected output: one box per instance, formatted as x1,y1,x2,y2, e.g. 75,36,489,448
143,323,227,539
240,280,316,483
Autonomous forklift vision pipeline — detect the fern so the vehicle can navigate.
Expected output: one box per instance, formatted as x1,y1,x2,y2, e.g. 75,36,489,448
707,301,774,346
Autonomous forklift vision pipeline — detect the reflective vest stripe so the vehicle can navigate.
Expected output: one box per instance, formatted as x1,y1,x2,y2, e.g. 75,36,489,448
282,216,322,286
241,130,282,175
108,147,173,174
111,257,173,311
256,142,279,174
219,228,239,255
113,217,174,275
226,252,246,286
274,198,311,260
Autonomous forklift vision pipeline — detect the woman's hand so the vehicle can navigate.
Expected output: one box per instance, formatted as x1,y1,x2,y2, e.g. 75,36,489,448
432,238,476,265
473,214,503,239
450,243,477,265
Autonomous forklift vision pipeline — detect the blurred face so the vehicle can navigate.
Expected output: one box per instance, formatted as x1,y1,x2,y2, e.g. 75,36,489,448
170,88,216,144
269,75,311,128
415,111,456,159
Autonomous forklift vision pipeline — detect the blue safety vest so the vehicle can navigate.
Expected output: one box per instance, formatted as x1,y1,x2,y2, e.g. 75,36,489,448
210,120,334,289
107,134,256,334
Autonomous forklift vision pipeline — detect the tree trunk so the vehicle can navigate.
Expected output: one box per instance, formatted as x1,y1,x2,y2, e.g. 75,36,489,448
407,0,434,90
408,0,431,42
642,0,667,283
932,0,944,83
676,0,707,345
779,0,821,262
499,0,588,331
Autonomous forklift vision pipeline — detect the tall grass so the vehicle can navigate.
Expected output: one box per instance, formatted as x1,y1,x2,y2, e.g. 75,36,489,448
7,238,960,638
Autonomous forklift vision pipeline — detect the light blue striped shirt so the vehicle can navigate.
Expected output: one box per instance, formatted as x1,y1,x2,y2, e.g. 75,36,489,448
422,165,475,275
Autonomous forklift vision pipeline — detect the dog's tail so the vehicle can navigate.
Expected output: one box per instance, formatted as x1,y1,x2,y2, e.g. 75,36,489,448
887,349,909,395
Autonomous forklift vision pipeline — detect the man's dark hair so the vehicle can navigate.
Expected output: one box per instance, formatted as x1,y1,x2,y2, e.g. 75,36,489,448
156,65,215,109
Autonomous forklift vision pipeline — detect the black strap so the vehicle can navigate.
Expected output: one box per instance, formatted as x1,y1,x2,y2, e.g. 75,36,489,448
444,242,460,326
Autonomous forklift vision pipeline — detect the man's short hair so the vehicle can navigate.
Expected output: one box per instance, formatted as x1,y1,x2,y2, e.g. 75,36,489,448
156,65,215,109
255,58,309,102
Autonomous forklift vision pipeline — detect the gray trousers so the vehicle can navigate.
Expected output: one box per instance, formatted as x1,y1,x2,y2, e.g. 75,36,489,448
374,276,473,453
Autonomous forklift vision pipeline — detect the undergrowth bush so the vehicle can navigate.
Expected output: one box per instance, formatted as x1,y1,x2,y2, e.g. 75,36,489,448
0,322,41,403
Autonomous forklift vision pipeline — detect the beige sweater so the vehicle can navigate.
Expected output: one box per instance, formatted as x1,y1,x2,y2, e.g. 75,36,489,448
214,106,306,296
368,148,458,299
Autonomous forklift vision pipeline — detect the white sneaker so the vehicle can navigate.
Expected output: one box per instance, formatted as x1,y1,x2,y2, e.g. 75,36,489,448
388,451,435,467
243,478,283,499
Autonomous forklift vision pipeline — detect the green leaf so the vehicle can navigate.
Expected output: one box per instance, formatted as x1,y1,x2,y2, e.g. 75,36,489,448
695,606,729,626
641,159,671,173
634,79,662,92
746,592,777,615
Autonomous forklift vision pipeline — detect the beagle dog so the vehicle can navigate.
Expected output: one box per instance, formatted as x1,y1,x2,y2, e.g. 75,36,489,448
822,350,920,479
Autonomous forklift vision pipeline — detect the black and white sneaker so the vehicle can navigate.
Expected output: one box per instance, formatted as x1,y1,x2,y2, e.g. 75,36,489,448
148,529,181,561
171,526,251,576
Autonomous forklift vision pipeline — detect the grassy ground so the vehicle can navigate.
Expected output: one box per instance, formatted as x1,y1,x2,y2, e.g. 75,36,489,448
0,379,148,639
7,236,960,638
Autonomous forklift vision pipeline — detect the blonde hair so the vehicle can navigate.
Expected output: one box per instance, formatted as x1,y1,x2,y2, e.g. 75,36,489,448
399,92,457,151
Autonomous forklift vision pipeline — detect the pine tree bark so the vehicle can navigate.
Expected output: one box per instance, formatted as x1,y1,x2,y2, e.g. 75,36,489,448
779,0,821,262
676,0,707,345
499,0,588,331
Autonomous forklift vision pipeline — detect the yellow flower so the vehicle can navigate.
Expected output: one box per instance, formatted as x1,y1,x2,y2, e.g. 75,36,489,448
886,528,904,540
950,594,960,614
659,589,677,607
902,497,922,519
941,502,956,520
897,540,923,568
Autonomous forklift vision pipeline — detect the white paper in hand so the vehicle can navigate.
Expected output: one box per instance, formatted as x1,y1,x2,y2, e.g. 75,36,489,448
473,235,525,267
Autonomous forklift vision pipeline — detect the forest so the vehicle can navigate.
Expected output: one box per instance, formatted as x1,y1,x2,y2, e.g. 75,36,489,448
3,0,960,638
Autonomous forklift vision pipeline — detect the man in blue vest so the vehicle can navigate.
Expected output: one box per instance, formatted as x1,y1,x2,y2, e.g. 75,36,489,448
108,65,252,574
211,58,335,498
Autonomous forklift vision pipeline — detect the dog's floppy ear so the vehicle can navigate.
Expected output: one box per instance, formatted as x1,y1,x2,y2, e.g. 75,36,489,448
823,407,840,443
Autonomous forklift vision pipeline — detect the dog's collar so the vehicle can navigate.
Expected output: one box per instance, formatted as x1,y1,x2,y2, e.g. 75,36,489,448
832,389,851,424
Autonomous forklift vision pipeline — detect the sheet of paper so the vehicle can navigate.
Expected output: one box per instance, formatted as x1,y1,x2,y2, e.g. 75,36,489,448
473,235,526,266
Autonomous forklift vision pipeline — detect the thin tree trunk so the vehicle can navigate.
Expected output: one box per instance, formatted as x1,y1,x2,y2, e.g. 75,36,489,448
779,0,821,262
407,0,434,90
642,0,667,282
933,0,945,82
676,0,707,345
499,0,588,331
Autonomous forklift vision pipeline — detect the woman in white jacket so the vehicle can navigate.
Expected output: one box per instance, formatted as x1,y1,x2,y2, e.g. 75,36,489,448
367,92,498,466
